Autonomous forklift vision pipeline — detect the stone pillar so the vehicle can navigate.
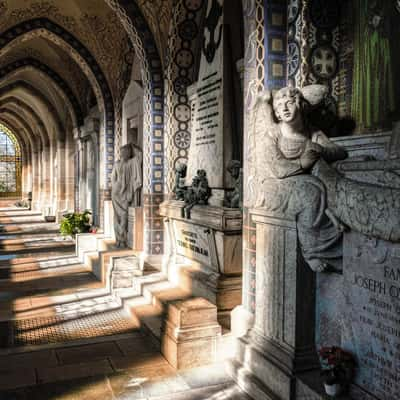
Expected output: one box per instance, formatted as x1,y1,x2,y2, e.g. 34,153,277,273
65,132,75,211
229,209,318,400
128,207,144,250
32,150,40,210
56,140,66,215
41,145,51,213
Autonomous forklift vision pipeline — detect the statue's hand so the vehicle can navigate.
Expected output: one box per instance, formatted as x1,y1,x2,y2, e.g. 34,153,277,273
305,141,323,154
300,149,321,169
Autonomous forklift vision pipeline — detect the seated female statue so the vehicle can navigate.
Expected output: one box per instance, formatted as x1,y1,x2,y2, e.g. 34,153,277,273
250,86,400,272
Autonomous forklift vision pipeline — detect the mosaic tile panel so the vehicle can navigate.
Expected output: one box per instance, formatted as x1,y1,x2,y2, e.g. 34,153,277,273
164,0,205,193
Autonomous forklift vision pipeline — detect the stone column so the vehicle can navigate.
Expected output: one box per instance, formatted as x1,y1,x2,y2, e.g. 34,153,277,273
41,145,51,213
64,131,76,211
229,209,318,400
32,149,40,210
56,140,66,216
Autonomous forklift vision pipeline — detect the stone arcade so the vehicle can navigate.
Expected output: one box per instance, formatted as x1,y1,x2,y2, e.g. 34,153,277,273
0,1,399,400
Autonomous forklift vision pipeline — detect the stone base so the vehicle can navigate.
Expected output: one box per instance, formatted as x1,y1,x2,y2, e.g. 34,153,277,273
229,333,319,400
177,264,241,329
160,200,243,329
231,305,254,338
161,298,221,370
128,207,143,250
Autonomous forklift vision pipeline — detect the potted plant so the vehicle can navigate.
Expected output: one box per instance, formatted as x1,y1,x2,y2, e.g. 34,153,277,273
60,210,92,238
319,346,355,397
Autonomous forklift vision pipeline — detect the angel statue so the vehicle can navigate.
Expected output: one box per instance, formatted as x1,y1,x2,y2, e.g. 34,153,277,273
249,85,400,272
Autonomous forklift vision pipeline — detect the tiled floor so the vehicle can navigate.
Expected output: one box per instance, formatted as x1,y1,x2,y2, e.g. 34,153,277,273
0,208,250,400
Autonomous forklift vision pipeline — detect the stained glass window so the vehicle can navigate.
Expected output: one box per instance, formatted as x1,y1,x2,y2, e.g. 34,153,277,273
0,124,21,197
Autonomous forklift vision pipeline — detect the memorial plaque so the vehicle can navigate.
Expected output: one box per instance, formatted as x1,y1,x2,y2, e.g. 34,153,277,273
187,0,225,188
343,232,400,400
173,220,215,269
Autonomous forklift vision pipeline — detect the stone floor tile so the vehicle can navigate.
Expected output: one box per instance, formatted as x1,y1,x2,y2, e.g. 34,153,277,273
0,349,58,371
109,352,169,372
4,375,114,400
37,359,113,384
0,368,36,391
178,363,232,389
115,335,158,356
56,342,123,364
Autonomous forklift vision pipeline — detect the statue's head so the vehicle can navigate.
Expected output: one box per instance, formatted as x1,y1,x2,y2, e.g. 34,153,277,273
272,87,304,123
121,144,132,161
227,160,241,178
192,176,200,187
175,162,187,176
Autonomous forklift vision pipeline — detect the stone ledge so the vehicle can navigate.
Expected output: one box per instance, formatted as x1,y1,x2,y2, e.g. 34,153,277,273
160,200,242,232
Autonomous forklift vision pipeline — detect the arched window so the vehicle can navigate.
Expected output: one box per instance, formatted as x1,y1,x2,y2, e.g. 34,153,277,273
0,124,21,198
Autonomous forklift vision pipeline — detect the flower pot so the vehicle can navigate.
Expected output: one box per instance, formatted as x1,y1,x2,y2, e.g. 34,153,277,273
44,215,56,222
324,382,342,397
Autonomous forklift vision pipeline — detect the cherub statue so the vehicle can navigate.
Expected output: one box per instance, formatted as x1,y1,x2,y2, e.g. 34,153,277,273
251,85,400,272
182,170,211,219
173,162,187,201
224,160,243,209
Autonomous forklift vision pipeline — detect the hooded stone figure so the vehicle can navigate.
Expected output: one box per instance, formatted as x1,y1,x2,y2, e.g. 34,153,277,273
111,143,142,248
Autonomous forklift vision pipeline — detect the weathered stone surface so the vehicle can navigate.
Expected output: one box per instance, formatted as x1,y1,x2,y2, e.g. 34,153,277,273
161,298,221,370
127,206,143,250
111,144,142,248
111,256,140,290
343,232,400,400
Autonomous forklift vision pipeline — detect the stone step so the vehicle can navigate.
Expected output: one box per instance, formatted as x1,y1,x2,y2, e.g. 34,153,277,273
0,241,75,256
0,268,101,302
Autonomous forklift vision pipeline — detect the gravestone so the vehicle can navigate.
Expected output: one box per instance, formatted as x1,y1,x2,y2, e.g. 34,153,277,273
186,0,238,205
160,0,243,328
343,232,400,400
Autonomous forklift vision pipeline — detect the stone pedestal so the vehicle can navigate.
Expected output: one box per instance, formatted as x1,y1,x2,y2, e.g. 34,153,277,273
128,206,143,250
160,200,242,328
161,297,221,369
230,209,318,400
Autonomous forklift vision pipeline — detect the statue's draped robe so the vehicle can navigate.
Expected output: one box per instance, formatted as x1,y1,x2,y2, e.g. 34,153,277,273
111,156,142,247
254,127,400,271
351,0,396,129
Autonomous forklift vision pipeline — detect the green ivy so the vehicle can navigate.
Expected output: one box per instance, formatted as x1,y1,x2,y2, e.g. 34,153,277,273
60,210,92,237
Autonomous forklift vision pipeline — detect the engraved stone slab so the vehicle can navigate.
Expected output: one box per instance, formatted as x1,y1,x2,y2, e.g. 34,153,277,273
343,232,400,400
186,0,227,189
172,220,216,271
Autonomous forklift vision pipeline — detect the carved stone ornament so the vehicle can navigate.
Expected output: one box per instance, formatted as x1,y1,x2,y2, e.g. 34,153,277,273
224,160,243,209
249,85,400,272
183,169,212,219
173,162,187,201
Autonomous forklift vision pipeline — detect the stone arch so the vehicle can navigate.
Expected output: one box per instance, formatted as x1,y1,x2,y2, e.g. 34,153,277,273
0,58,84,127
104,0,165,254
0,18,115,192
0,81,61,145
0,96,49,149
